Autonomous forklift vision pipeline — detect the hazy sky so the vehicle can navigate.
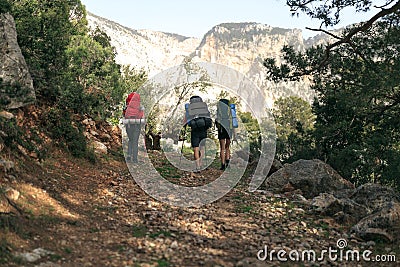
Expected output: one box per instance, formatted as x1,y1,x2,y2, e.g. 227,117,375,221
80,0,382,39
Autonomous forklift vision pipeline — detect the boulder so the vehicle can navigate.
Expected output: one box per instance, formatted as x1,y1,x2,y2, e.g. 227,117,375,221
351,201,400,242
91,141,108,154
0,110,14,119
265,159,355,199
350,183,400,213
0,187,20,214
263,159,283,176
15,248,54,263
311,193,368,224
0,13,35,109
99,133,112,142
5,187,20,201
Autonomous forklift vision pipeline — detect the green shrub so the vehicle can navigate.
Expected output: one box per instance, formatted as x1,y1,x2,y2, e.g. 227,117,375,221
0,0,11,13
0,237,12,264
44,108,94,161
0,115,46,160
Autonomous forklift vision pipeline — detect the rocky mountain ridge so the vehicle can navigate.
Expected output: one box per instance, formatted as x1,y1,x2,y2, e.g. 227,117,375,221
87,13,200,78
86,12,333,106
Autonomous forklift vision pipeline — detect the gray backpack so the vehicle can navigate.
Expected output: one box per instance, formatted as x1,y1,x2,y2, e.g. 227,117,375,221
187,96,212,129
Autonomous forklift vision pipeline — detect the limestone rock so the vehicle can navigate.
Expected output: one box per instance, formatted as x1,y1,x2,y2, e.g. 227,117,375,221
35,262,62,267
351,201,400,242
264,159,283,176
0,110,14,119
15,248,54,263
350,183,400,213
5,187,20,201
0,13,35,109
311,193,368,224
265,159,355,199
91,140,108,154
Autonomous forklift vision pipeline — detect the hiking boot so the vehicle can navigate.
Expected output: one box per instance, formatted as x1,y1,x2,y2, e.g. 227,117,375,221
193,167,201,173
226,159,230,168
219,164,226,170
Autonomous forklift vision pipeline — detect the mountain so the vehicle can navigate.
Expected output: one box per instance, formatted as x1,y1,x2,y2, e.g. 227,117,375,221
191,22,317,106
86,12,332,106
86,13,200,77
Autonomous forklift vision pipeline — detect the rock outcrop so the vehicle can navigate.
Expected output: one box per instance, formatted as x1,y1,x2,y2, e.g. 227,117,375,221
351,201,400,242
265,159,355,198
350,183,400,213
0,13,35,109
265,159,400,242
82,117,121,155
310,184,400,242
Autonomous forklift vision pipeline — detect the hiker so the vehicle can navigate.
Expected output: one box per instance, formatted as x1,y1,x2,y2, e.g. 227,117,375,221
185,96,212,173
123,91,144,163
216,99,233,170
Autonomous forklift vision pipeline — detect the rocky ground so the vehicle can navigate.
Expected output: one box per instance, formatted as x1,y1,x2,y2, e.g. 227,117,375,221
0,148,399,267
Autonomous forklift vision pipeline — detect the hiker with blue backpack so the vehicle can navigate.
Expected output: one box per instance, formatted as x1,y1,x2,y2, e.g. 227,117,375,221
216,99,238,170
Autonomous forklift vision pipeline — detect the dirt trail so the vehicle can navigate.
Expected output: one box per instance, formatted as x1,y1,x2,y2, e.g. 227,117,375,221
1,150,398,267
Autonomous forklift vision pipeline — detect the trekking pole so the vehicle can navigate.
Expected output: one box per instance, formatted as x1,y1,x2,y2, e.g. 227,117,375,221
204,130,207,167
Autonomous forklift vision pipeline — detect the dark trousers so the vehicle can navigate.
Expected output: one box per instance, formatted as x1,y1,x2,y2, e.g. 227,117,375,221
126,124,141,161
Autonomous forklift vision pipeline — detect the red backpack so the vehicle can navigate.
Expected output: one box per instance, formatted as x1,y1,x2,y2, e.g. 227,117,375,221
124,92,143,119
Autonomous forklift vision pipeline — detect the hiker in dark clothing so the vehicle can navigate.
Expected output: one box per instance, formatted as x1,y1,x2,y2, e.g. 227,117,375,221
216,99,233,170
186,96,212,173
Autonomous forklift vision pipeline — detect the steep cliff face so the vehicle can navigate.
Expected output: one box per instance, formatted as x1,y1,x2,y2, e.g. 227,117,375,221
195,23,304,72
191,22,315,106
87,13,331,106
87,12,200,77
0,13,35,109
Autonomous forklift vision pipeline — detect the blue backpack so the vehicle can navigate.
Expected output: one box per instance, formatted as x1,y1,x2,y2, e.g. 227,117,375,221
217,99,238,131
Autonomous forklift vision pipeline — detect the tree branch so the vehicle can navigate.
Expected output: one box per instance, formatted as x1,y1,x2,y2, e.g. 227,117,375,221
305,27,342,39
290,1,400,77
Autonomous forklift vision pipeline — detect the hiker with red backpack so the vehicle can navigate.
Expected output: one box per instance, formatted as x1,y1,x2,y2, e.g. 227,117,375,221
123,91,145,163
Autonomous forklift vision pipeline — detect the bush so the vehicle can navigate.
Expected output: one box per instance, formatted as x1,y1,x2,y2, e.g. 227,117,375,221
44,108,94,160
0,0,11,14
0,115,46,160
238,111,261,158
